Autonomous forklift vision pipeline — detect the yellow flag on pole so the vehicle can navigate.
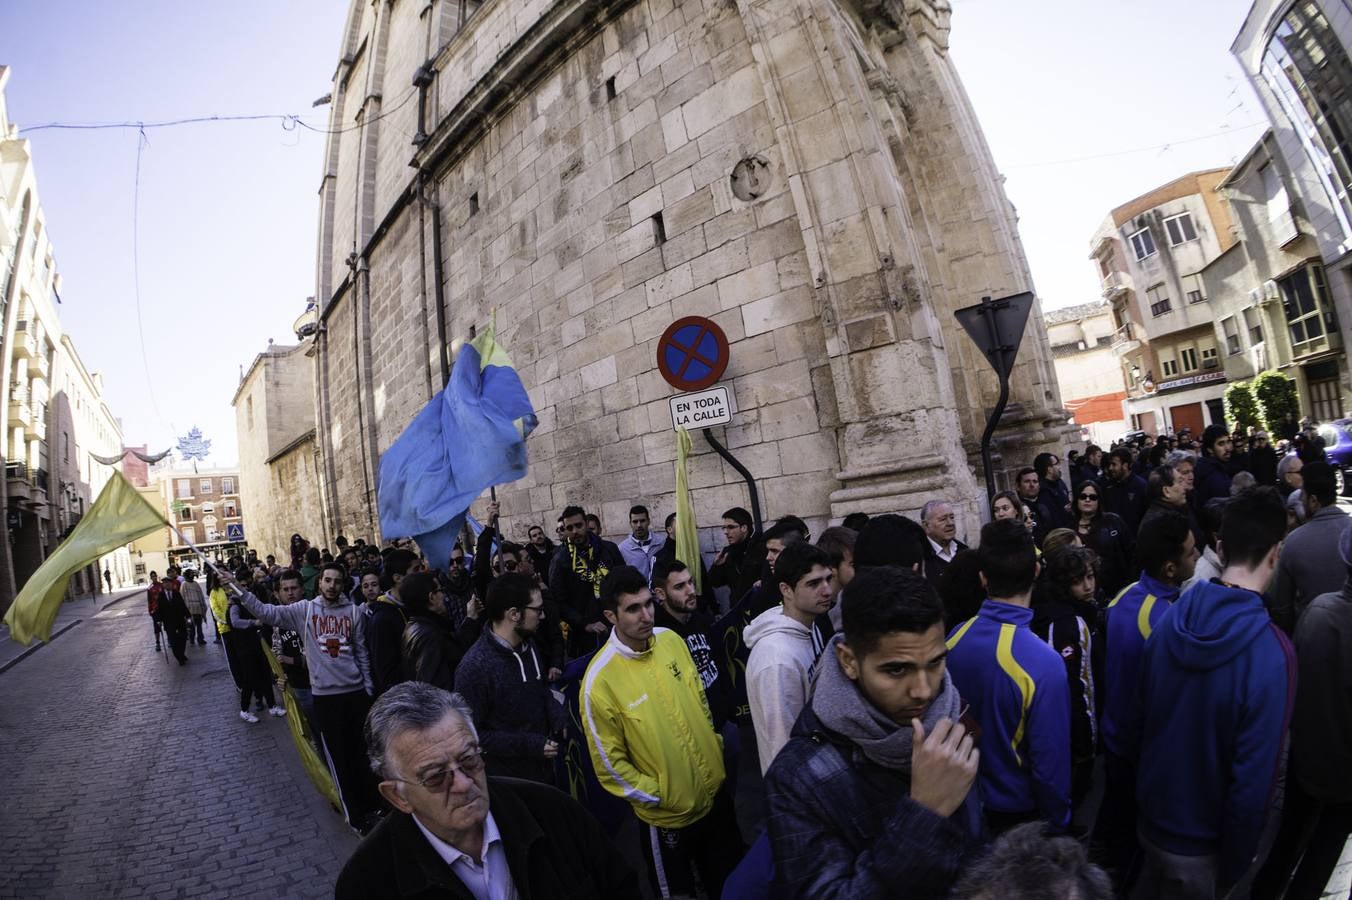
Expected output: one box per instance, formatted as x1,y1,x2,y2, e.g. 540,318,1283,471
3,471,166,645
674,427,703,594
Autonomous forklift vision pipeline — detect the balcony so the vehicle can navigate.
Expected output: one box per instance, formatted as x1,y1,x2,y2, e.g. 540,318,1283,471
24,415,45,441
5,460,31,502
31,354,48,379
8,396,30,426
12,322,37,359
1110,323,1141,356
1101,271,1131,299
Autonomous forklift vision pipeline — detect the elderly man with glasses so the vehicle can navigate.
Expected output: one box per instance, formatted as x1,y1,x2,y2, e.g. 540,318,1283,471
337,682,637,899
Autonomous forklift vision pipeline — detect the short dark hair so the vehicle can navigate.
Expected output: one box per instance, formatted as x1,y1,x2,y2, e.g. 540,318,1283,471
1199,497,1227,546
764,518,805,544
1033,452,1058,479
841,512,870,531
304,546,322,565
949,823,1112,900
651,558,688,591
1085,444,1102,458
978,518,1038,598
722,507,753,529
841,566,944,658
484,572,538,622
1220,487,1287,570
1108,447,1133,467
815,526,857,567
629,504,649,518
1146,464,1177,503
1304,461,1337,507
664,511,677,529
585,513,602,529
399,571,442,614
560,505,585,521
854,514,928,569
318,561,348,584
775,515,809,539
1040,546,1099,606
278,568,303,586
774,541,833,590
528,524,545,536
1016,466,1037,484
1202,423,1229,454
385,548,420,579
600,565,649,612
1135,512,1192,580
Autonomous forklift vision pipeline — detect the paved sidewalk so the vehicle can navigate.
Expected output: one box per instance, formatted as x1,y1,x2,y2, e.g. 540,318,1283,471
0,587,148,673
0,595,358,898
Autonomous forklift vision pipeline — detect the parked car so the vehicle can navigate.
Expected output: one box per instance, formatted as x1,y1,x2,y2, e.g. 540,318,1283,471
1319,420,1352,495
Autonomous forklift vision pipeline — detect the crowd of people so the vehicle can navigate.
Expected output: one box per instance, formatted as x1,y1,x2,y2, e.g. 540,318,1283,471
154,419,1352,899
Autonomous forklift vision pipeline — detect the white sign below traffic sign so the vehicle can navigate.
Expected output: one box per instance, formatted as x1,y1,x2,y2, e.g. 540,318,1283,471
669,386,732,430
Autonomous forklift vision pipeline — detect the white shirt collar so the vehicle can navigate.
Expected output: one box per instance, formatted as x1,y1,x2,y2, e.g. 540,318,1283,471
928,536,957,561
412,811,502,869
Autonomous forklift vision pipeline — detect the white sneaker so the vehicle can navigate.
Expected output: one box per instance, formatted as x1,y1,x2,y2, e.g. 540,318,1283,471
239,710,259,724
268,706,287,717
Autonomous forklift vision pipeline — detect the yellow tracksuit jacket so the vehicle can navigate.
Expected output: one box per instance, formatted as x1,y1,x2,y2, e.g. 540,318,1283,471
582,627,725,829
209,587,232,635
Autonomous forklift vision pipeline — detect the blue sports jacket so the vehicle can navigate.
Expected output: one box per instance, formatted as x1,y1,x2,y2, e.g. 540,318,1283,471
946,599,1071,828
1135,580,1296,888
1100,573,1179,759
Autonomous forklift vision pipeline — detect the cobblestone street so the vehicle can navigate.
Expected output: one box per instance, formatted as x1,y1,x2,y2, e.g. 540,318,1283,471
0,593,357,899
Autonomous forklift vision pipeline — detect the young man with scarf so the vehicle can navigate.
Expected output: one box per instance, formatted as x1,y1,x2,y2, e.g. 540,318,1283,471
764,565,983,898
548,505,624,659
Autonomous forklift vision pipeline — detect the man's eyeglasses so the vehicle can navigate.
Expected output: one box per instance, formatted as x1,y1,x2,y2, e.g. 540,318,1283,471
501,560,519,571
449,557,466,567
1077,493,1099,501
522,603,545,615
394,747,485,791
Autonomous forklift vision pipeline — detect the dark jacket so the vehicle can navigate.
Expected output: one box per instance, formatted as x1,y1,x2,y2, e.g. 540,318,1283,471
764,705,983,899
1030,593,1099,785
1076,513,1132,598
454,631,567,784
367,594,411,698
1071,461,1102,488
546,536,624,650
1268,505,1352,634
1101,472,1147,536
523,539,555,577
1035,477,1073,535
923,539,968,588
1134,580,1296,889
1249,445,1279,487
157,588,190,630
334,777,639,899
1192,454,1232,507
401,612,483,690
1291,584,1352,802
653,603,732,726
708,537,760,601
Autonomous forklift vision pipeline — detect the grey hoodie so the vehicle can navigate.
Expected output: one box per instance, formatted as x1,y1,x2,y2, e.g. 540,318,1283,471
745,605,816,773
236,590,371,696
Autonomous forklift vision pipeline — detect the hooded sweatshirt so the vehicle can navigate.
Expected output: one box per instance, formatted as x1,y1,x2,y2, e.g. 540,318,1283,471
1134,579,1295,887
745,606,817,773
236,589,372,696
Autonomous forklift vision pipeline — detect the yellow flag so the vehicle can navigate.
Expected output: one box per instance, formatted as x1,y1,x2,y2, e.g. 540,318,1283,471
261,642,342,811
3,471,165,645
674,428,703,593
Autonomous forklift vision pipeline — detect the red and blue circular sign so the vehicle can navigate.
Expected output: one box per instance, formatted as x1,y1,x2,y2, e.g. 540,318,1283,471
656,316,730,391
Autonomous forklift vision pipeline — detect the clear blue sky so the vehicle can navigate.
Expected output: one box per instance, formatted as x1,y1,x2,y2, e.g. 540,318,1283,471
1,0,1263,465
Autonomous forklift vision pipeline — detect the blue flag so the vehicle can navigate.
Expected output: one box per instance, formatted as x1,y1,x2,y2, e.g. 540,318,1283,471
377,321,537,569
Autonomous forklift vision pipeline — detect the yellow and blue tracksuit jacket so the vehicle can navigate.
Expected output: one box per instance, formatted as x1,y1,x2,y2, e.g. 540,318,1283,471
946,599,1071,828
1099,572,1179,760
582,627,725,829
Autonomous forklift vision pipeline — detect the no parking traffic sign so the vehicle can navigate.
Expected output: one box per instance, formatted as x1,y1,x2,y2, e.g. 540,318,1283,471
656,316,729,392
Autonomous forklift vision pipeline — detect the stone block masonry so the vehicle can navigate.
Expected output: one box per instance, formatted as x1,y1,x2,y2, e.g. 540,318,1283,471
311,0,1073,555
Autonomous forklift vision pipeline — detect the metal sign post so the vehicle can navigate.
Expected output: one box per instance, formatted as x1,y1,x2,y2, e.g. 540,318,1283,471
953,292,1036,501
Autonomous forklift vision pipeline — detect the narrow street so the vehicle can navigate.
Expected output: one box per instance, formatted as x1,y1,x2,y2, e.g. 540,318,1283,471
0,592,357,899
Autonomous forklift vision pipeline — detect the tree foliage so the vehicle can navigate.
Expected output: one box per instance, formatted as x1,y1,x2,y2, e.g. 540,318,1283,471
1252,370,1300,434
1224,381,1260,432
